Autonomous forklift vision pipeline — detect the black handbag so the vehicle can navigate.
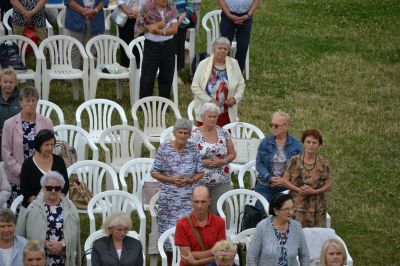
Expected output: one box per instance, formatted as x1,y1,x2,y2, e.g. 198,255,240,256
239,204,265,232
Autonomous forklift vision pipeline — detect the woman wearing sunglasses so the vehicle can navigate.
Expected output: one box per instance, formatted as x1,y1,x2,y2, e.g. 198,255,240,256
16,171,81,266
19,129,69,208
255,111,302,207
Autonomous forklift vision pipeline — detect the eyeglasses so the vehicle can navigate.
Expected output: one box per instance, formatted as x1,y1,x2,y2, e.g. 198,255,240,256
279,206,295,212
45,186,62,192
269,123,287,129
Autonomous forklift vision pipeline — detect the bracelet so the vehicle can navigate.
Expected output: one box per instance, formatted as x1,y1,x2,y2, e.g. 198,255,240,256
247,13,252,18
316,189,319,195
224,158,227,165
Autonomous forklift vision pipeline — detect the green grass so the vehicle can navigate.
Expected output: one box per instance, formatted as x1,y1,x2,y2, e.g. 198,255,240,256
33,0,399,264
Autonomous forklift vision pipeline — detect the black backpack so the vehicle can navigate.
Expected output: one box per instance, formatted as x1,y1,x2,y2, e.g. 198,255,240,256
0,41,27,71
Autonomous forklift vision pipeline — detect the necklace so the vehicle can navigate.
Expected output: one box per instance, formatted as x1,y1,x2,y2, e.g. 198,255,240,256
302,155,318,177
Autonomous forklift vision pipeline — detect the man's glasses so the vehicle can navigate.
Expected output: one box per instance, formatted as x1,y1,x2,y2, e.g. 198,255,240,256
45,186,62,192
269,123,287,129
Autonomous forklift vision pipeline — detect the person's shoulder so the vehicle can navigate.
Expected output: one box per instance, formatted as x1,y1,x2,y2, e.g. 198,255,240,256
125,236,143,247
15,235,28,246
3,112,20,126
287,134,302,145
210,212,225,225
317,155,330,165
177,215,190,226
289,219,303,230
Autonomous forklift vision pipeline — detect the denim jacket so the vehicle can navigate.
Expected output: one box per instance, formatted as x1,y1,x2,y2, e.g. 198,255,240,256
256,133,303,183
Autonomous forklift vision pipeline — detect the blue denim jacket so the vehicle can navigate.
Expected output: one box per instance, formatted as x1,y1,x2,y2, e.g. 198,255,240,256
64,0,108,34
256,133,303,183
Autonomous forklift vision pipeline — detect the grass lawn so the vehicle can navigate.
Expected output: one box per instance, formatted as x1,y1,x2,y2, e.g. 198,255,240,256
36,0,399,264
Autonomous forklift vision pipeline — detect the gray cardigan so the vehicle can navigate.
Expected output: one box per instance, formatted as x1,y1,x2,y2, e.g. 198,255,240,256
247,216,310,266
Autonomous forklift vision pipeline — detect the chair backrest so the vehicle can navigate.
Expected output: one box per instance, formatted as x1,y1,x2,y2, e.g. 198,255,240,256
84,229,141,266
87,191,146,249
54,124,99,161
232,227,256,250
216,189,269,235
99,125,156,169
0,22,5,36
237,160,257,189
128,36,145,70
119,158,155,195
10,194,23,214
76,99,128,136
0,35,40,66
158,227,180,266
37,99,65,125
187,100,195,123
67,160,119,196
201,10,222,55
57,8,66,35
2,9,13,34
131,96,182,141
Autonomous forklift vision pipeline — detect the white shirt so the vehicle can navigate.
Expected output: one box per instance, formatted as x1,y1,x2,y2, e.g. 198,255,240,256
144,13,178,42
117,0,145,11
0,248,13,266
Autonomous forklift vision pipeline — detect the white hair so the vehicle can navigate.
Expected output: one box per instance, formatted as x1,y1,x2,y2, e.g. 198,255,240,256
199,103,221,116
40,171,65,187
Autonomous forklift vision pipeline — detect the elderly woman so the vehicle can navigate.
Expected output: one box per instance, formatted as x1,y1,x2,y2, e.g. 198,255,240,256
0,68,21,162
320,239,346,266
10,0,47,42
247,193,309,266
2,87,53,208
255,111,302,206
280,129,333,227
151,119,204,260
0,209,28,266
91,212,143,266
191,37,245,127
20,129,69,208
23,240,46,266
191,103,236,214
135,0,178,99
16,171,81,266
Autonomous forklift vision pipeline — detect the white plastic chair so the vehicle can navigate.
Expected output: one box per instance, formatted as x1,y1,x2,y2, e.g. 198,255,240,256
85,35,136,100
99,126,156,173
186,100,195,123
54,124,99,161
0,21,5,36
84,229,143,266
131,96,182,143
128,37,179,105
39,35,89,101
158,227,180,266
237,160,257,190
75,99,128,144
216,189,269,240
87,191,146,250
104,13,118,36
0,35,41,90
56,8,66,35
222,122,264,173
10,195,23,214
185,28,195,74
232,227,255,248
3,9,54,37
67,160,119,212
148,192,160,266
36,100,65,125
202,10,250,80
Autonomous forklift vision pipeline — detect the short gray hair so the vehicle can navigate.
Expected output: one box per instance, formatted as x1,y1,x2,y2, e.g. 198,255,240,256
272,110,290,124
40,171,65,188
212,37,231,51
101,212,132,236
173,119,192,134
200,103,221,116
19,86,39,101
0,208,17,224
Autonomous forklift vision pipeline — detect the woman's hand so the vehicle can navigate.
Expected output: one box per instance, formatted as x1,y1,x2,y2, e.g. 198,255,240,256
23,10,33,21
178,12,187,24
270,176,285,186
298,185,317,196
224,97,236,107
171,176,187,187
209,98,221,106
203,159,225,168
83,8,98,19
46,241,64,256
128,9,139,19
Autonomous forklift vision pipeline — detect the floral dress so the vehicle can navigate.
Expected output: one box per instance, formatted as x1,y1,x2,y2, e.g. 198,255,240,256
151,141,203,250
272,221,290,266
11,0,47,28
191,127,231,186
45,203,66,266
286,155,331,227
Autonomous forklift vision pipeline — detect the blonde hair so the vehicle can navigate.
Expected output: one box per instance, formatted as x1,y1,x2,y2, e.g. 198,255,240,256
212,240,237,260
23,240,45,259
320,239,347,266
0,68,17,82
272,110,290,124
101,212,132,236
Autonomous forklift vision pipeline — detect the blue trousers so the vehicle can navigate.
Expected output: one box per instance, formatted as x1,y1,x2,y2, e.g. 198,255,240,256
219,11,252,71
255,182,287,214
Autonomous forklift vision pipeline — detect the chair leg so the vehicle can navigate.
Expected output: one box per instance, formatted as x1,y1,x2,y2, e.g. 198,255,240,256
90,77,98,99
149,255,158,266
72,80,80,100
42,77,51,100
34,77,41,98
245,49,250,80
83,76,90,101
116,80,122,99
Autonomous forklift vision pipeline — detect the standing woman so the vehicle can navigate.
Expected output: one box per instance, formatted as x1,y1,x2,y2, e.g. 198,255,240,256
190,103,236,214
280,129,333,227
10,0,47,43
2,87,53,207
255,111,302,205
0,68,21,162
134,0,178,99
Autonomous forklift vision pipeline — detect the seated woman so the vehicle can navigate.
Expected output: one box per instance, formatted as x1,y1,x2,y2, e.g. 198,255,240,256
20,129,69,208
209,240,238,266
191,37,245,127
2,86,53,208
16,171,81,266
320,239,347,266
280,129,333,227
247,193,309,266
23,240,46,266
91,212,143,266
0,68,21,162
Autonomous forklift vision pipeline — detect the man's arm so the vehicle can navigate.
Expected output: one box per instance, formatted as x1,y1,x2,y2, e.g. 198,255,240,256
179,246,215,266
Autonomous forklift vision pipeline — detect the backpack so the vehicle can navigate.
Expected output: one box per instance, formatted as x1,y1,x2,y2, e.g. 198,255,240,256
0,41,27,71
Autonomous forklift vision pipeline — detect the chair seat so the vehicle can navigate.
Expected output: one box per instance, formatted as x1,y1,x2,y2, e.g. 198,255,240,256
88,130,103,143
47,66,84,79
17,69,38,79
94,68,130,79
229,163,243,173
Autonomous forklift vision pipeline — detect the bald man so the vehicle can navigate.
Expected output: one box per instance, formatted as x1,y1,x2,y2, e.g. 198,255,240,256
175,186,226,266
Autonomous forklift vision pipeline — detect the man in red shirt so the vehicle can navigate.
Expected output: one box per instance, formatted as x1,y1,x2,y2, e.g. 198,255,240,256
175,185,226,266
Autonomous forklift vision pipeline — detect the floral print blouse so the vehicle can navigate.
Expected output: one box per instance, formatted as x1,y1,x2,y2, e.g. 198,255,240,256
45,204,66,266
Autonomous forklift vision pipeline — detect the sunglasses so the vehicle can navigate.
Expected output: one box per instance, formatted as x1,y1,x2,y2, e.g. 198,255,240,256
269,123,287,129
45,186,62,192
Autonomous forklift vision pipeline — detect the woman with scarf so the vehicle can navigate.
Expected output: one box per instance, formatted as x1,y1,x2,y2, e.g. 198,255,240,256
134,0,178,100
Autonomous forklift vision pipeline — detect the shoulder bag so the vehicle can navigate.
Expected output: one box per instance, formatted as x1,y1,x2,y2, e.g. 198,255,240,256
187,215,206,251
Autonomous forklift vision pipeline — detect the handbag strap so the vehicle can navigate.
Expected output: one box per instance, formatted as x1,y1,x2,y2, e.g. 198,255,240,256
187,215,206,251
